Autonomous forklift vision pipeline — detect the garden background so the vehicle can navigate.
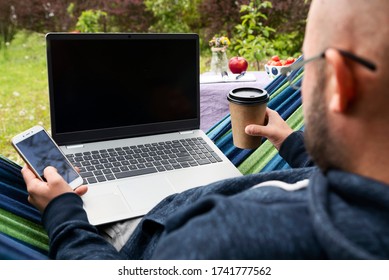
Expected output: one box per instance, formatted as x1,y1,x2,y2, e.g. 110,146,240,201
0,0,309,163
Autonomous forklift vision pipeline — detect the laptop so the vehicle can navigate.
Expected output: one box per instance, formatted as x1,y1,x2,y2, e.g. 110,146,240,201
46,33,242,225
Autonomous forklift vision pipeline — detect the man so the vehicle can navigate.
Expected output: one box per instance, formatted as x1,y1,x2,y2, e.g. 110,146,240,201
22,0,389,259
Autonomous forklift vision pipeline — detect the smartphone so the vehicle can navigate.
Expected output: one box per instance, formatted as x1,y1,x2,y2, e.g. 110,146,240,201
11,125,83,189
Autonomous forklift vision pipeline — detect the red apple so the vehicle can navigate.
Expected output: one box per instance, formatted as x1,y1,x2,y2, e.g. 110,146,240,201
228,56,248,74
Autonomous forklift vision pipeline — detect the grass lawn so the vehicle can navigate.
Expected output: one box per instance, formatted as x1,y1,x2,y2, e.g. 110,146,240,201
0,31,212,164
0,31,49,164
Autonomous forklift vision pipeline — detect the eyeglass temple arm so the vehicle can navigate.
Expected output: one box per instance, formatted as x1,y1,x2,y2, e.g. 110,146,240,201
281,49,377,75
337,49,377,71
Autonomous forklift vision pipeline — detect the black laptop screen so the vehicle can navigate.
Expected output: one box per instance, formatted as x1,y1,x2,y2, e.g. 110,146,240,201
47,34,199,145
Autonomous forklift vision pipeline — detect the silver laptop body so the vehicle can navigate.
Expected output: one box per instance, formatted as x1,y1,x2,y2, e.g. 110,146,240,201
46,33,242,225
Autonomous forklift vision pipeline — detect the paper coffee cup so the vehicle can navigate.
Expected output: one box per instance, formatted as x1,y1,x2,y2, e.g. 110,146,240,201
227,87,269,149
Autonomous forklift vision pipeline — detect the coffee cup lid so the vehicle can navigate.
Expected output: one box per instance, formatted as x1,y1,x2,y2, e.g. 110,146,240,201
227,87,269,105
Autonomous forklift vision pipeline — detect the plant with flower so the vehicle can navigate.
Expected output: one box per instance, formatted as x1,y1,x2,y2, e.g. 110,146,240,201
209,35,231,51
209,35,230,74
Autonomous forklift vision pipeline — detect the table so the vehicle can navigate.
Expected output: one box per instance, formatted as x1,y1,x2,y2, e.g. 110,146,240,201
200,71,271,131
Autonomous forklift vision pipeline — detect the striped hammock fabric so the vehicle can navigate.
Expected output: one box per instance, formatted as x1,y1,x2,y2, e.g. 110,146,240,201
0,68,303,259
207,69,304,174
0,155,49,259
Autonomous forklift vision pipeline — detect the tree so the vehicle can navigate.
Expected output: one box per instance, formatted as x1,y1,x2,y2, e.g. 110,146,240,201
102,0,153,32
265,0,310,57
75,9,107,33
144,0,200,33
69,0,154,32
0,0,153,35
198,0,250,40
0,0,18,47
232,0,275,70
231,0,310,69
265,0,309,34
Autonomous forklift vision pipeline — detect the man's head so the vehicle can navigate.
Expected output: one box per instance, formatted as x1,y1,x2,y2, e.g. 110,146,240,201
302,0,389,180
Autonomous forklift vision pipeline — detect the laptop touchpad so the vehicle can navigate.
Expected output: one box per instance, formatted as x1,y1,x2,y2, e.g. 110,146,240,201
118,176,175,212
82,183,132,225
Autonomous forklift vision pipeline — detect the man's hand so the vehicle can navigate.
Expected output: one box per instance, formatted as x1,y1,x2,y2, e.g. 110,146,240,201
22,165,88,213
245,108,294,150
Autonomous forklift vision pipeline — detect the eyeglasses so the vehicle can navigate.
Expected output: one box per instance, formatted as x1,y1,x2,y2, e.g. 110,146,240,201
280,48,377,90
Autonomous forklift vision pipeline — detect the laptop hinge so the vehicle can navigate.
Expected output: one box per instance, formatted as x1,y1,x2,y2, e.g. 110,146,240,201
66,144,85,149
179,130,194,135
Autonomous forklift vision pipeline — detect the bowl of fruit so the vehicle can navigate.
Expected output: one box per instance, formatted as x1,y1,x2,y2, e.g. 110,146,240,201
265,55,296,79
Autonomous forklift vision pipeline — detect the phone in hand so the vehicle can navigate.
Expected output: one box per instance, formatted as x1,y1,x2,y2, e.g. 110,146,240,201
11,125,83,189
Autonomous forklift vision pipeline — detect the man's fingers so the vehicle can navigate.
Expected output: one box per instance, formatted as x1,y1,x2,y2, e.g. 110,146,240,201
245,124,259,136
74,185,88,196
22,166,76,212
245,108,280,137
245,124,270,137
43,166,67,186
21,165,38,182
22,165,45,193
266,107,277,115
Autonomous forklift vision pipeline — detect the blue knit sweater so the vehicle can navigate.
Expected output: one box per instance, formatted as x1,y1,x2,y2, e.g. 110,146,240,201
42,132,389,259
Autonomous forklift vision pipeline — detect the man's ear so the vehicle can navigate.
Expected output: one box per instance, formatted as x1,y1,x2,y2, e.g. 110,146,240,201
326,49,356,113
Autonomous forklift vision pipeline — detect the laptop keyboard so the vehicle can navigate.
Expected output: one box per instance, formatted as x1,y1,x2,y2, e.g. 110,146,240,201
66,137,223,185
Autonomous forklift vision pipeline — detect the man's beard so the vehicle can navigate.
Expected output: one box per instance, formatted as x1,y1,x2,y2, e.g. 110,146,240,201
304,72,345,172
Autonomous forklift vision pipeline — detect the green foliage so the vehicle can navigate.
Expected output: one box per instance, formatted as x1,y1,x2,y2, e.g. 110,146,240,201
231,0,275,70
231,0,305,70
271,31,303,58
67,3,75,19
75,9,108,33
144,0,200,33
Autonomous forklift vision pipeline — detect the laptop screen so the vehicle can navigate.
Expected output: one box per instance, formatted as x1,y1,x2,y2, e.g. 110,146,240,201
46,33,199,145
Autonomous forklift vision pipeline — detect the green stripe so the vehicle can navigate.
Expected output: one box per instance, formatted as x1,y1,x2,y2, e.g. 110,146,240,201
269,72,304,101
0,208,49,252
238,106,304,175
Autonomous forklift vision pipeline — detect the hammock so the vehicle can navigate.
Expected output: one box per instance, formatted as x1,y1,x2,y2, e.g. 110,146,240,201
207,69,304,174
0,69,303,259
